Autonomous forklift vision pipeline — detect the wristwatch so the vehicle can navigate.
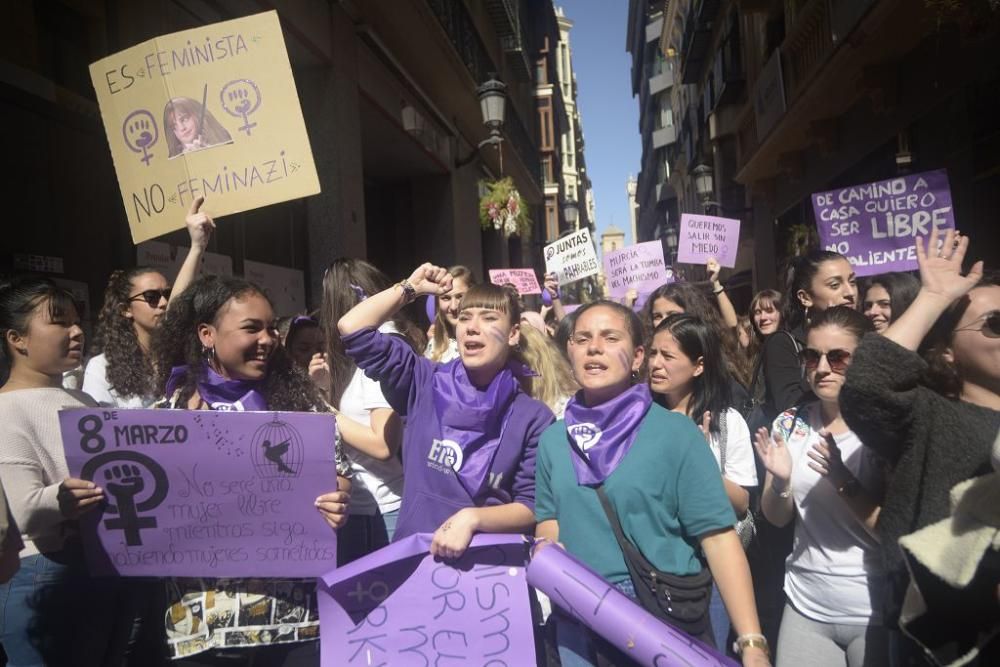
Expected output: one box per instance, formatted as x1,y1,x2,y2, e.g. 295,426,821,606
734,634,770,657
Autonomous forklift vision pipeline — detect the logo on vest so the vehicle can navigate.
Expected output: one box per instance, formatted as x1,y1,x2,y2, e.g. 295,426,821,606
427,439,463,474
567,423,602,457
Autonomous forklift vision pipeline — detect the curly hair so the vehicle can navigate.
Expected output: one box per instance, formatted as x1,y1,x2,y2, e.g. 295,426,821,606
643,282,751,387
151,275,325,412
93,267,160,399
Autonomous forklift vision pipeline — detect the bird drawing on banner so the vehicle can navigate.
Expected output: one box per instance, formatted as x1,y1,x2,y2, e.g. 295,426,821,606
262,439,294,474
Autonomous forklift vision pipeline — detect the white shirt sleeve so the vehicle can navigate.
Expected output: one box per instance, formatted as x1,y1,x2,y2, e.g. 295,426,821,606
82,354,115,408
722,408,758,487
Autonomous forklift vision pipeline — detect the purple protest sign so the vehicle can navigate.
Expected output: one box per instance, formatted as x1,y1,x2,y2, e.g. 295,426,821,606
489,268,542,295
59,408,339,578
528,544,737,667
677,214,741,268
318,533,535,666
811,169,955,276
603,241,669,298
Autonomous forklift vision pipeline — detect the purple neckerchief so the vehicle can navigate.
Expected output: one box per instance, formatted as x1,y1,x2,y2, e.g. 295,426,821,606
563,383,652,485
431,359,522,498
165,363,268,412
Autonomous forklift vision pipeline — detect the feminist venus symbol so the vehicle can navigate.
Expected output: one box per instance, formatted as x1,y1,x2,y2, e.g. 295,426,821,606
122,110,159,166
220,79,262,136
81,450,169,547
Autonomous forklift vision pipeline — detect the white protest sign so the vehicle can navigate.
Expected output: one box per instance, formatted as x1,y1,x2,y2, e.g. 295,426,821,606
544,228,600,285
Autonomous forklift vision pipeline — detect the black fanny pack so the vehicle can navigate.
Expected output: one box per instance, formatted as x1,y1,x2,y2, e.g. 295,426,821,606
596,485,714,644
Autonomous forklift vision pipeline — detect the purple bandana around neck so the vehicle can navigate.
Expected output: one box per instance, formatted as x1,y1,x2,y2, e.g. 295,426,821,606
165,363,268,412
431,359,521,497
562,383,653,485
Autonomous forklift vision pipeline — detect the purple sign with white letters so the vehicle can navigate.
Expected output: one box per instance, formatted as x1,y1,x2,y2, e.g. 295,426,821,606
677,214,741,268
318,533,535,666
59,408,339,578
811,168,955,276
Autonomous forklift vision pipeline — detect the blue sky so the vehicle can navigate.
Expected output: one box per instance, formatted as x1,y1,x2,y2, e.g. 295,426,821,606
560,0,640,245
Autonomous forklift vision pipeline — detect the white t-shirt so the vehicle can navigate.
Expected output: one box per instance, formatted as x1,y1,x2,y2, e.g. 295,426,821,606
772,403,885,625
423,337,459,363
706,407,758,487
82,353,157,409
339,323,405,516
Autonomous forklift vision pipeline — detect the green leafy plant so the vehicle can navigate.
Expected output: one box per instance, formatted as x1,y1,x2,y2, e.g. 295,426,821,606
479,177,531,238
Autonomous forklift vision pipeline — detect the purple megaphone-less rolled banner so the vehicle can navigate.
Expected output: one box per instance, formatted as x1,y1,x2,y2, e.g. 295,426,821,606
527,544,739,667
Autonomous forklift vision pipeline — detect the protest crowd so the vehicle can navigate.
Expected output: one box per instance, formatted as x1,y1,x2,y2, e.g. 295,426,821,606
1,7,998,666
1,192,998,667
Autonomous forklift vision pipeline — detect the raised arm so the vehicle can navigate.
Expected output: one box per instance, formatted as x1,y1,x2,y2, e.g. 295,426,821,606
543,273,566,323
338,263,452,336
884,228,983,350
170,197,216,308
708,257,739,329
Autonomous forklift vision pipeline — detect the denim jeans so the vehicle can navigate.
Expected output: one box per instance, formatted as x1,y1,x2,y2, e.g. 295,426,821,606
555,579,637,667
710,583,731,654
336,508,399,565
0,547,132,667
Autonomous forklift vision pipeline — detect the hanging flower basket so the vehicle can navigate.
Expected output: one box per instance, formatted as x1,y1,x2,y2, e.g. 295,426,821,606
479,177,531,238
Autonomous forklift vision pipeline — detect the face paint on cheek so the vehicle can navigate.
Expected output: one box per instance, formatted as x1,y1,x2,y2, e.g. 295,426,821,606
614,348,632,375
485,326,509,346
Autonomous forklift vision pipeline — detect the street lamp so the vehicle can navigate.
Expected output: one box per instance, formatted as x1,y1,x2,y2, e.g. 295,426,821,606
563,200,579,228
692,163,714,203
456,76,508,167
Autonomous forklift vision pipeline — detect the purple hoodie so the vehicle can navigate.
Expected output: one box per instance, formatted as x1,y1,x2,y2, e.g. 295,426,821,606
343,328,554,540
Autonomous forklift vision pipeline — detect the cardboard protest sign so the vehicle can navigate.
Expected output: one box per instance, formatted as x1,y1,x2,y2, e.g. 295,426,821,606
89,11,320,244
603,241,669,298
677,213,741,268
318,533,535,666
544,228,600,285
811,169,955,276
488,268,541,295
528,545,737,667
60,408,338,578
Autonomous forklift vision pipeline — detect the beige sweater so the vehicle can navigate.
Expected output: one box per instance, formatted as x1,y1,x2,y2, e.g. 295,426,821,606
0,387,97,556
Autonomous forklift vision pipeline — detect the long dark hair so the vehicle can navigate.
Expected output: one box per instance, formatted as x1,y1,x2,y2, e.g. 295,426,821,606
319,258,425,407
920,270,1000,399
643,282,751,387
93,266,161,399
863,272,920,325
151,275,324,411
1,277,78,386
783,250,848,331
652,313,733,434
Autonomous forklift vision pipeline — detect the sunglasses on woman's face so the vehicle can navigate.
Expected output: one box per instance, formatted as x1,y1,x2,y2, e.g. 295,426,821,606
954,310,1000,338
128,288,171,308
799,348,852,374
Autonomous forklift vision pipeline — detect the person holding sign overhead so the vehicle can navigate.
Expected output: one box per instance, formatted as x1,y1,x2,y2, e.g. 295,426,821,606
0,278,135,666
85,197,216,408
338,263,554,557
150,275,350,664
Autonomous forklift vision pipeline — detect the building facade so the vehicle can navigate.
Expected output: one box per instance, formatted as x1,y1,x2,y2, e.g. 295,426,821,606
2,0,583,329
653,0,1000,300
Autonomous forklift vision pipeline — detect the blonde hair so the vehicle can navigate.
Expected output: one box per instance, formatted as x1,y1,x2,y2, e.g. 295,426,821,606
517,324,578,412
429,265,477,362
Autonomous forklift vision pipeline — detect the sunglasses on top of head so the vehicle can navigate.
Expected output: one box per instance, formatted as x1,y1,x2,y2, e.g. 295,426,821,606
128,288,172,308
954,310,1000,339
799,347,852,374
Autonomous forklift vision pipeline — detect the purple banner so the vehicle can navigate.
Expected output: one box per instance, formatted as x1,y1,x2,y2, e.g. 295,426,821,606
319,533,535,666
811,168,955,276
677,214,741,268
59,408,339,578
604,242,670,298
527,544,737,667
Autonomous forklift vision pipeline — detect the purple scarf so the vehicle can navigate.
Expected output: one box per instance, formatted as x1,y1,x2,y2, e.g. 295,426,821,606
165,364,268,412
431,359,522,497
563,383,652,485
